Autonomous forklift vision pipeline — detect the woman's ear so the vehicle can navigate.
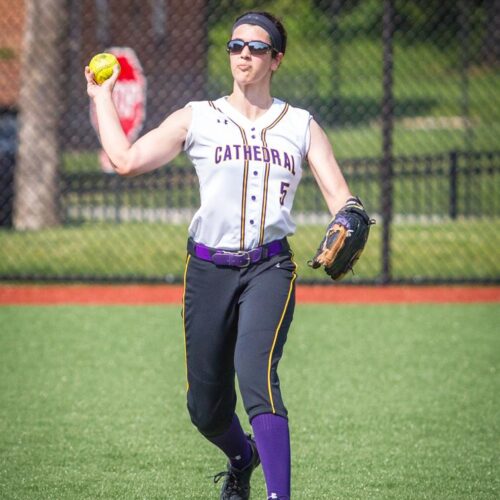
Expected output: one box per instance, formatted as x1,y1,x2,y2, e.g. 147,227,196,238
271,52,284,72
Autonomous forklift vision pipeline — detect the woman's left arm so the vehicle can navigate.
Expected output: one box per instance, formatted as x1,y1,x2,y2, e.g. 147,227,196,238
306,118,352,216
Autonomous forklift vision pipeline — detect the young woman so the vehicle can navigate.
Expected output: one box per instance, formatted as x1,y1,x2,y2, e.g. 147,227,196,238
86,11,353,500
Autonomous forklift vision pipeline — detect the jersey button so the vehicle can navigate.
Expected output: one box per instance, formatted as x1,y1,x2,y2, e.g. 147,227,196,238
253,171,258,176
251,195,256,201
250,219,255,224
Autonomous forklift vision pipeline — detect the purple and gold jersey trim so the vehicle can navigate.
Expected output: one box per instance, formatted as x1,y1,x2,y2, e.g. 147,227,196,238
258,103,290,245
209,100,250,250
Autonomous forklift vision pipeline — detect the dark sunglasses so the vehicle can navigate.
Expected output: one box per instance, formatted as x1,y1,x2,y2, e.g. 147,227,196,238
226,39,275,55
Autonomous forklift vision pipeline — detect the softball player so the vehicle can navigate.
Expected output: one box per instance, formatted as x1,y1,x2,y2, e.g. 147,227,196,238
86,11,353,500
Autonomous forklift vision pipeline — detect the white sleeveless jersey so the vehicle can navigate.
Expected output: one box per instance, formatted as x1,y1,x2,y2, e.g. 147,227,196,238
183,97,311,250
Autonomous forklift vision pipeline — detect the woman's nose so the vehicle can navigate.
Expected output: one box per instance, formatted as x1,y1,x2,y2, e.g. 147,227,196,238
240,45,252,57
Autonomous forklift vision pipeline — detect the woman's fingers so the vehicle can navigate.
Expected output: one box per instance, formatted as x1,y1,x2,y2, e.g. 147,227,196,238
84,66,96,84
101,63,120,89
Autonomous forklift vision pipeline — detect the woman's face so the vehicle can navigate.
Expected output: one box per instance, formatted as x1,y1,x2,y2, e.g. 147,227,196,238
229,24,282,87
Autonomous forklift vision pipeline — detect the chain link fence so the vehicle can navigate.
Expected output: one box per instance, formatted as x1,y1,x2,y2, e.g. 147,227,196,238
0,0,499,284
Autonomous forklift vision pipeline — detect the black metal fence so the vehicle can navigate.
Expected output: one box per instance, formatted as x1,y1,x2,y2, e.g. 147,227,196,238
0,0,499,284
58,150,500,223
0,150,498,284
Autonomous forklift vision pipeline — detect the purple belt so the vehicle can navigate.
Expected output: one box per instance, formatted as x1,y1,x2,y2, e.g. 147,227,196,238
188,238,289,268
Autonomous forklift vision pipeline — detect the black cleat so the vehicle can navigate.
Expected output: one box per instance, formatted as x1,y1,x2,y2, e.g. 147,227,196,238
213,435,260,500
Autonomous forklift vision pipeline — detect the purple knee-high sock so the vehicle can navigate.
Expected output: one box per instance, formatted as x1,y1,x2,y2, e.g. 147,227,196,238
207,414,252,469
251,413,291,500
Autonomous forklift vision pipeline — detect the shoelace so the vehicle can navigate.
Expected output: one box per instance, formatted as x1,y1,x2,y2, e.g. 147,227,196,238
213,471,229,484
213,470,242,493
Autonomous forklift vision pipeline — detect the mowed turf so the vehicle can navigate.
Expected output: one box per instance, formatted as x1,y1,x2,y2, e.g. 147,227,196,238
0,304,498,499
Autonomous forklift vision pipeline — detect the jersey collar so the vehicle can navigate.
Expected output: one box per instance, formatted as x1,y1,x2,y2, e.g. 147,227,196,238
215,96,286,129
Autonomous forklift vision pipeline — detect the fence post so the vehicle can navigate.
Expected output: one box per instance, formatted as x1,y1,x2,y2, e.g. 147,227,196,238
113,175,121,224
381,0,395,284
449,151,458,219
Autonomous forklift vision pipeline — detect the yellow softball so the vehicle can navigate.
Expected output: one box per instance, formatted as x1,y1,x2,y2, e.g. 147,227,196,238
88,53,120,84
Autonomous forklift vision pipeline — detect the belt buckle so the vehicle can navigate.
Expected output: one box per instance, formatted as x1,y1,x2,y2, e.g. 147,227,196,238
213,250,251,268
233,250,251,268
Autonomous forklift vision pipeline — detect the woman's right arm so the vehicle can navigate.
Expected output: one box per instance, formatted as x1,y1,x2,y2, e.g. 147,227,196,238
85,65,191,177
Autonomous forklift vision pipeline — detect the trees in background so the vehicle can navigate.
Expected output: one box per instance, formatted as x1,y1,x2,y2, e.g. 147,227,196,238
14,0,67,230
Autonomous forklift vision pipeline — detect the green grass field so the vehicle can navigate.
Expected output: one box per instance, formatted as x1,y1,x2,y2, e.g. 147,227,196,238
1,304,498,499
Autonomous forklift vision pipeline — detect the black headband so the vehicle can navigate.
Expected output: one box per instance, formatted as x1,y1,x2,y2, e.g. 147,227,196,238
232,13,283,53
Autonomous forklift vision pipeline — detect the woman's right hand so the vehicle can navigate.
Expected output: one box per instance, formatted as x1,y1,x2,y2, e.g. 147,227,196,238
84,64,120,100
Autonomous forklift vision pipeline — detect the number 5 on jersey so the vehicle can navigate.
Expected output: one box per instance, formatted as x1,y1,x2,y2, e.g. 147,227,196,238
280,182,290,206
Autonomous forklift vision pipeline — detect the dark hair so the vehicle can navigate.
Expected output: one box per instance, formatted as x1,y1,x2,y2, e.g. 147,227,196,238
233,11,287,57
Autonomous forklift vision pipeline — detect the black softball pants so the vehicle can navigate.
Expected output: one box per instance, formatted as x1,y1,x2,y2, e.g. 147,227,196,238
182,248,296,438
